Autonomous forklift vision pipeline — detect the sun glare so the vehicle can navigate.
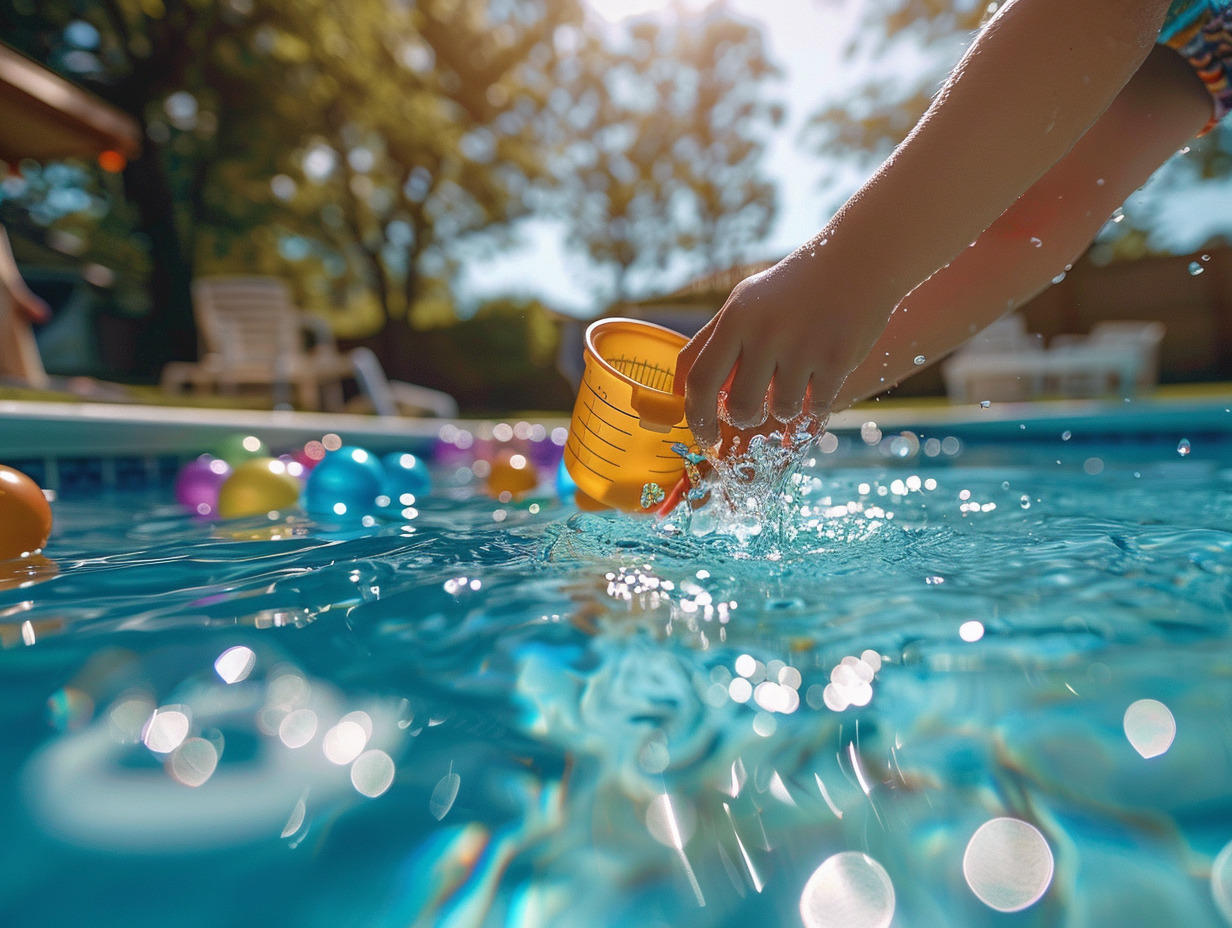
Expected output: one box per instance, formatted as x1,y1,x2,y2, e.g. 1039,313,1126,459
585,0,677,22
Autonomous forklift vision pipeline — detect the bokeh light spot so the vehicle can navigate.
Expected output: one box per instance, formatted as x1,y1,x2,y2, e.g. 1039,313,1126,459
214,645,256,684
799,851,895,928
962,817,1054,912
168,737,219,787
1123,698,1176,758
350,749,396,798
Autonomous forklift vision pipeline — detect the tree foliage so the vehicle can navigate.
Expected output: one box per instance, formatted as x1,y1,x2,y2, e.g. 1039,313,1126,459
803,0,986,198
1,0,785,391
551,2,783,299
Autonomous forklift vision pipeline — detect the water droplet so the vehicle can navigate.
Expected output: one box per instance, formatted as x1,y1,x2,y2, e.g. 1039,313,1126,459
1188,260,1206,276
913,355,926,366
430,763,460,820
1029,237,1043,248
1061,430,1071,441
1177,438,1191,457
979,400,990,409
1019,495,1031,510
1051,272,1066,284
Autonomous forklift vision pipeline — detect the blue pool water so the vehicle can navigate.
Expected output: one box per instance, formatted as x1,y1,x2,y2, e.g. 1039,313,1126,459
2,429,1232,927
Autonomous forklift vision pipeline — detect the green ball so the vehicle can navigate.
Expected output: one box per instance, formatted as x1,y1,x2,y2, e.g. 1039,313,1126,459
213,434,270,467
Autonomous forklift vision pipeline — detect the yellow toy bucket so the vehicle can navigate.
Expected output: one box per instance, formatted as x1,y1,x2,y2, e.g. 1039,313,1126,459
564,318,694,511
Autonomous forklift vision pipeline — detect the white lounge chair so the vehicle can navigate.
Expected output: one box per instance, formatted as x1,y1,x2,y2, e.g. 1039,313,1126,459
161,276,360,411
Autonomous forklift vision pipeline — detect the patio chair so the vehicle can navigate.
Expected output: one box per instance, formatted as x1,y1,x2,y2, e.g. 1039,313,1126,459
161,276,357,411
346,346,458,418
1046,320,1165,397
941,313,1046,402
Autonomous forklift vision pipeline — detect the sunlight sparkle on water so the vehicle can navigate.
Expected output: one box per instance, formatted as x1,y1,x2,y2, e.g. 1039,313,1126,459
1212,839,1232,923
279,708,319,749
351,749,396,798
430,762,461,820
960,620,985,642
799,851,895,928
962,817,1054,912
142,706,191,753
1123,698,1176,758
323,719,369,765
168,737,219,787
214,645,256,684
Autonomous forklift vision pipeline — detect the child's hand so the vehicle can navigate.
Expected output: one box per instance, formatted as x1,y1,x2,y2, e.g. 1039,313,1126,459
15,290,51,324
673,250,890,449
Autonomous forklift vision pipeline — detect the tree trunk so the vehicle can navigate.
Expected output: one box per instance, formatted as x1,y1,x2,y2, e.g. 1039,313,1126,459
122,141,197,380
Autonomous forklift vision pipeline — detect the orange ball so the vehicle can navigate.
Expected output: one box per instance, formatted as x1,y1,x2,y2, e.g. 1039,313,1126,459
0,465,53,560
217,458,302,519
486,450,539,498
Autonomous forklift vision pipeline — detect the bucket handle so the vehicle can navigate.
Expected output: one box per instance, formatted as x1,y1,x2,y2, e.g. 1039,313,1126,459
630,384,685,433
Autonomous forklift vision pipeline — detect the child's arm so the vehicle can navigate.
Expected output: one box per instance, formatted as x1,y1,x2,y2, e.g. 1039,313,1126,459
835,42,1212,408
0,228,50,324
677,0,1175,448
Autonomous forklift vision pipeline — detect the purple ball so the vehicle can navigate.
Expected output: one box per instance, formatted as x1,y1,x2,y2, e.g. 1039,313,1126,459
175,455,232,518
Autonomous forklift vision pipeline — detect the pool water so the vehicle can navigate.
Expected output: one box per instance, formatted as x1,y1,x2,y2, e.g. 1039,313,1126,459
2,432,1232,927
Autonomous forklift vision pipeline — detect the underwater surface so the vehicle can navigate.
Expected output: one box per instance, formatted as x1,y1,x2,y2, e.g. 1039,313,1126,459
2,431,1232,927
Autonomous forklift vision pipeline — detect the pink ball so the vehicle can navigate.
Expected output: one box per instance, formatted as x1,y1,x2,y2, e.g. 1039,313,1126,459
175,455,232,518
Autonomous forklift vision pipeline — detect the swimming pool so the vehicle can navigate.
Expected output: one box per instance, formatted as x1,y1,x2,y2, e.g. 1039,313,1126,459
2,410,1232,927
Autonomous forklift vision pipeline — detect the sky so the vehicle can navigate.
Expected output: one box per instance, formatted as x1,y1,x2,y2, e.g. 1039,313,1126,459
458,0,861,317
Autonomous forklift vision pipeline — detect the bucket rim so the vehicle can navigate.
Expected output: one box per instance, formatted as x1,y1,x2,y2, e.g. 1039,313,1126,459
582,316,689,393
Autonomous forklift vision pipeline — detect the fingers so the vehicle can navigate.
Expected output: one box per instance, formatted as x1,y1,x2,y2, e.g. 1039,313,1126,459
802,365,847,421
673,314,719,396
682,324,741,449
768,363,813,422
723,348,777,430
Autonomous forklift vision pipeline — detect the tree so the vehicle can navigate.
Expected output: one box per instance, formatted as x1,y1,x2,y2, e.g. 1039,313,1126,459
551,1,783,300
802,0,987,214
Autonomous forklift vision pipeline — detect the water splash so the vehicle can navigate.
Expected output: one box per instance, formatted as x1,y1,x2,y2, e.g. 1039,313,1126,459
678,399,824,554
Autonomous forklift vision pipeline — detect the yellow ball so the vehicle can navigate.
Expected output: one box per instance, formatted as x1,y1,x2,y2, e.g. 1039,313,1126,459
217,458,301,519
487,450,539,498
0,465,53,560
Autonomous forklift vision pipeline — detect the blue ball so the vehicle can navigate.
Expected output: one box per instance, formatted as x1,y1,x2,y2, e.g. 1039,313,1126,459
302,445,386,518
555,456,578,503
381,452,432,508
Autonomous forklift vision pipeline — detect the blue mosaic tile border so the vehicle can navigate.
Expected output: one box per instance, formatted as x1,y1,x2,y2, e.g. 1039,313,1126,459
8,455,187,497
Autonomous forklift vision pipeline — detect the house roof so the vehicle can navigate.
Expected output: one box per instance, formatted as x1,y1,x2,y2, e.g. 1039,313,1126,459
0,42,140,164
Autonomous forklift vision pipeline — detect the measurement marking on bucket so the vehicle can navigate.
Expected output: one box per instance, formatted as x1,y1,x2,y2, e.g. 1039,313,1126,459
580,377,635,435
577,399,628,453
565,431,621,478
607,354,675,391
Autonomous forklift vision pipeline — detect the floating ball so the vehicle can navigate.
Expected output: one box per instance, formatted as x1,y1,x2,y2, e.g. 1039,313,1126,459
213,434,270,467
381,452,432,508
216,458,302,519
175,455,232,518
433,427,474,468
555,456,578,503
302,446,386,518
0,465,53,560
487,449,539,498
